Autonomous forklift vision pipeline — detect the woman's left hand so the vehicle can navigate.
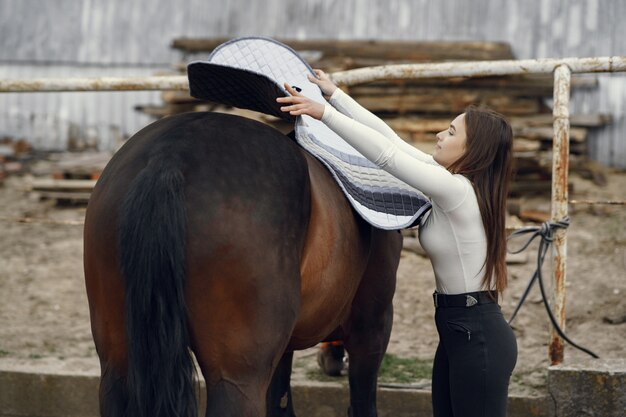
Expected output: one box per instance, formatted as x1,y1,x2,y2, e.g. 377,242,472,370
277,83,325,120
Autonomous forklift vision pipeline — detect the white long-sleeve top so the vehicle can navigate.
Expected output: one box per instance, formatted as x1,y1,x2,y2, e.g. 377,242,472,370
321,88,488,294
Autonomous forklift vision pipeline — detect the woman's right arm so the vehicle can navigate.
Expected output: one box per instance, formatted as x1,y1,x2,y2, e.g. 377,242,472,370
328,89,438,165
308,69,436,165
322,105,467,211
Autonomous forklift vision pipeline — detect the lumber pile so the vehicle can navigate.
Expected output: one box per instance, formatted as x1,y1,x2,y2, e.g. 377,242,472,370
134,38,612,198
0,137,110,204
28,178,96,204
26,151,111,204
0,137,33,183
171,37,516,67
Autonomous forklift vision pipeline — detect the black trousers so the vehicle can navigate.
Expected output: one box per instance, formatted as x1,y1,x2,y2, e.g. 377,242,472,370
432,294,517,417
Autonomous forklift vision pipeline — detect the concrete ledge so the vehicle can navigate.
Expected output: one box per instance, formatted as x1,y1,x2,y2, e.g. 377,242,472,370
3,359,622,416
0,370,99,417
293,383,552,417
549,358,625,417
0,367,552,417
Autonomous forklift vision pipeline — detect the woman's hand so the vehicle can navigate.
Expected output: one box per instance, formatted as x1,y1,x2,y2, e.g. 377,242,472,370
277,84,325,120
307,69,337,99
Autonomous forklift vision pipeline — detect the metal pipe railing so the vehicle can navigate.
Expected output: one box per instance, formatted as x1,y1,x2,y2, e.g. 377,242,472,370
1,55,625,366
0,56,625,92
331,56,626,85
0,75,189,92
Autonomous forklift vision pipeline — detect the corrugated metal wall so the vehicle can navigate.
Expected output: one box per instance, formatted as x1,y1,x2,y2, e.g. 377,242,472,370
0,0,624,166
0,64,160,150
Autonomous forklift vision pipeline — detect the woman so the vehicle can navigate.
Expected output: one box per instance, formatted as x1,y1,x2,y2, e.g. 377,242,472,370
277,70,517,417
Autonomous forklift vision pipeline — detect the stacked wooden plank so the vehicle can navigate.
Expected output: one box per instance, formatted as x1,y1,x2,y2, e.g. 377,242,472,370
134,38,612,199
0,138,33,183
28,178,96,204
27,151,111,204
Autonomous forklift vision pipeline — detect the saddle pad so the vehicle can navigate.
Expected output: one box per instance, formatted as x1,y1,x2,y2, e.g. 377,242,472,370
187,37,431,230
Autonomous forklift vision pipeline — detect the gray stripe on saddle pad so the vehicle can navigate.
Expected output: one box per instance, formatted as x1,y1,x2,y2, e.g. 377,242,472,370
306,132,379,169
330,167,427,217
187,37,431,230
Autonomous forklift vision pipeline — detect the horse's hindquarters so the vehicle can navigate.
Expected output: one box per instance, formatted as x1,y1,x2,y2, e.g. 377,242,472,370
84,112,312,416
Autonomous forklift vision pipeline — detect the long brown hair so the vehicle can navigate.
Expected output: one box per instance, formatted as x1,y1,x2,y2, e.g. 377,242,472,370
448,105,513,295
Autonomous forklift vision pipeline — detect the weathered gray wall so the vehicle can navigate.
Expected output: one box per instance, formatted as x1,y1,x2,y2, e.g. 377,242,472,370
0,0,624,166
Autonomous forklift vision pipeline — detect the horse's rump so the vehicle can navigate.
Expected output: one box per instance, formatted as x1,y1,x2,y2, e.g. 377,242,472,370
85,112,312,416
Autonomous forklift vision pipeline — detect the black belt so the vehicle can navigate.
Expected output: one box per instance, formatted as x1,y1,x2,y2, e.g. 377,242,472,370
433,291,497,308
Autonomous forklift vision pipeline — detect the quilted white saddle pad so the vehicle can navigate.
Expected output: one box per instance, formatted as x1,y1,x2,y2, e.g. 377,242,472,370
187,37,431,230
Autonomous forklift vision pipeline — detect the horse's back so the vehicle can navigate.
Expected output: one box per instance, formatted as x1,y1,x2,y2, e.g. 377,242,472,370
92,112,308,213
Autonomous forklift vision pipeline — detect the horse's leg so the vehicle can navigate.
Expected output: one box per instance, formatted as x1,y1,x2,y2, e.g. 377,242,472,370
317,341,345,376
84,214,129,416
344,228,402,417
266,351,296,417
93,298,128,417
185,279,296,417
88,278,128,416
184,231,303,417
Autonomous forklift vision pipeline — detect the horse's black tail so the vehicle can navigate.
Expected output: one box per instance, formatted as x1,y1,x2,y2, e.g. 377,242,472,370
118,155,197,417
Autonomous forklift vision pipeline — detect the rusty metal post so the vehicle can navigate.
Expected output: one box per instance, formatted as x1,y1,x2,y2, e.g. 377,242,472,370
549,64,571,365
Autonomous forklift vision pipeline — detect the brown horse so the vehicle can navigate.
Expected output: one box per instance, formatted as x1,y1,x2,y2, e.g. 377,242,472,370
83,111,402,417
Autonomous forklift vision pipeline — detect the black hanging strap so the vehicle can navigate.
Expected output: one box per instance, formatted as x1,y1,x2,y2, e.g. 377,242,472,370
507,217,599,359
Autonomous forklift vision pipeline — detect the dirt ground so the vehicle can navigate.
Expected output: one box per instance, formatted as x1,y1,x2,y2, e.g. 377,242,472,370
0,162,624,397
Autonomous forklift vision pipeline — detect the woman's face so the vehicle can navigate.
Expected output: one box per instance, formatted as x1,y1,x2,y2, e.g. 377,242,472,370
434,113,467,168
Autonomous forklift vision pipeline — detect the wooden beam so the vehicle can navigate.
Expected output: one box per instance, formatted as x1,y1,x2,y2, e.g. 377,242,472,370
34,191,92,202
354,94,540,115
29,178,96,191
171,38,515,61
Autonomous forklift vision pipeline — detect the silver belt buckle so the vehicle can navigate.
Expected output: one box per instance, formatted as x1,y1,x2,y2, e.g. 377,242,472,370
433,292,439,307
466,295,478,307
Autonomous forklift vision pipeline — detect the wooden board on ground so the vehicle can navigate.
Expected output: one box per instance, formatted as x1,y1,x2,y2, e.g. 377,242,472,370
28,178,96,204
